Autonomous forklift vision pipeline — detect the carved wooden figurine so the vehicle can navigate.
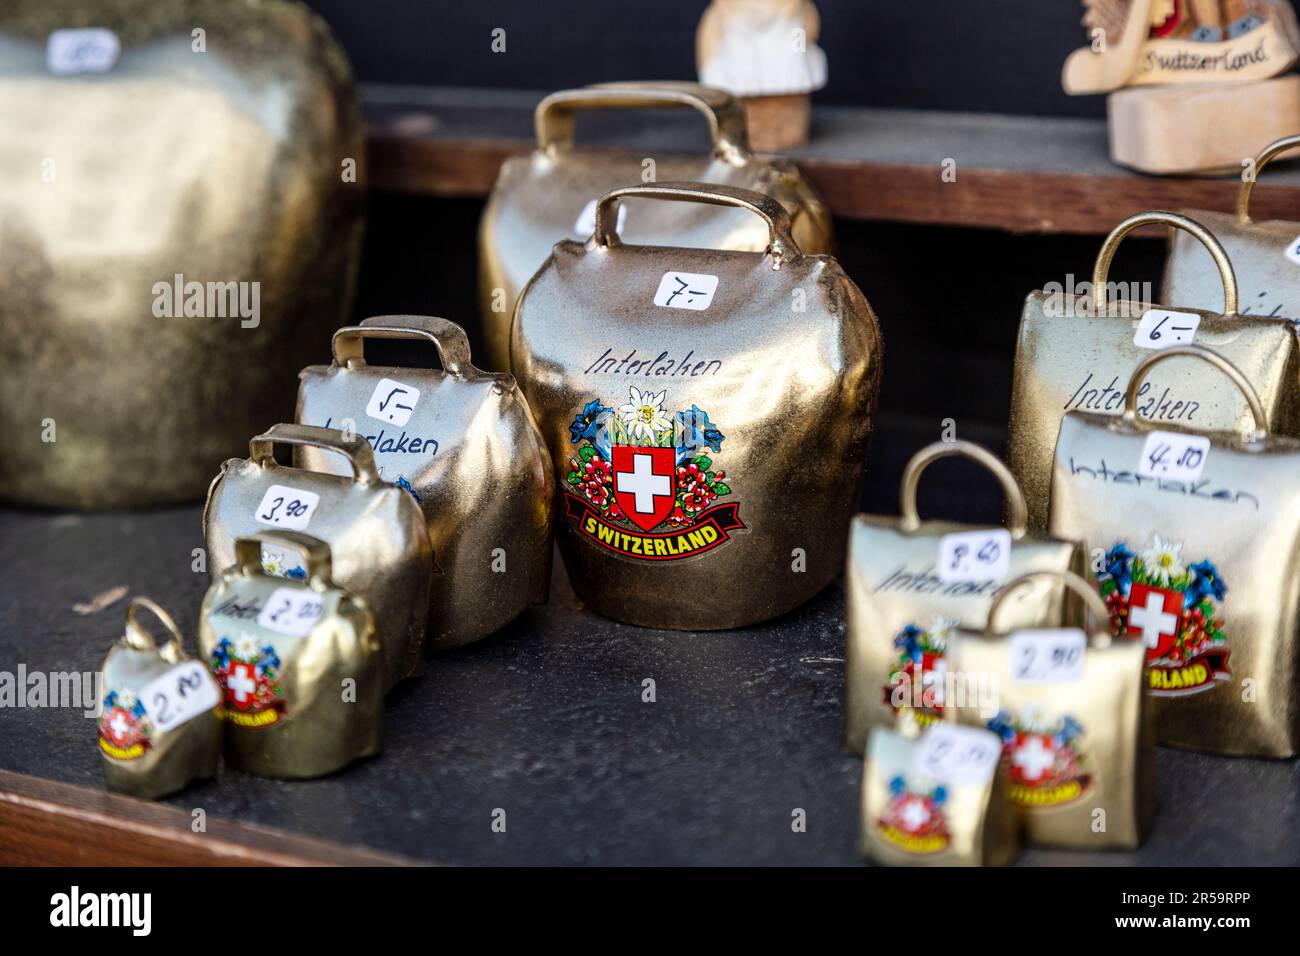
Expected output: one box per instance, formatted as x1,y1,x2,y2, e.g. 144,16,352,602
696,0,828,151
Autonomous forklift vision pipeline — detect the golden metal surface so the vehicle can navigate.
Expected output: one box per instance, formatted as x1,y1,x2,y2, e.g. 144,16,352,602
845,441,1085,755
199,532,382,779
513,181,879,630
98,598,222,800
202,424,431,692
478,81,833,371
1049,345,1300,756
296,315,554,650
0,0,365,508
1166,134,1300,323
948,571,1155,849
1008,211,1300,530
859,725,1019,867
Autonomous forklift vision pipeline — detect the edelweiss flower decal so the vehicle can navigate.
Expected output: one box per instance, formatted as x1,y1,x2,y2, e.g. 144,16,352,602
617,386,672,444
1140,534,1185,587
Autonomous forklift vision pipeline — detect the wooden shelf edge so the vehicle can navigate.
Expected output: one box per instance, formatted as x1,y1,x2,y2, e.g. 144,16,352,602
363,88,1300,236
0,769,420,867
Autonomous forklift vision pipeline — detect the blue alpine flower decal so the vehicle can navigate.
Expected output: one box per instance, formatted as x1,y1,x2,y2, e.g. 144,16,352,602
674,404,725,463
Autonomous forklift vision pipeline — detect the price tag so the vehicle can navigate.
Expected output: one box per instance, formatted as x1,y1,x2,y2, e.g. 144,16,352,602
1009,628,1086,683
365,377,421,427
257,587,325,637
653,271,719,311
1137,430,1210,482
47,28,120,75
1133,308,1200,350
139,662,219,734
254,484,320,531
574,199,626,237
937,529,1011,583
1285,235,1300,266
912,724,1002,786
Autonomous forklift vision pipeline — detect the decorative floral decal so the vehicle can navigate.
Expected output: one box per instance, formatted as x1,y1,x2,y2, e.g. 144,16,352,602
98,688,153,760
209,633,286,727
883,616,954,728
261,548,305,581
1098,532,1231,696
561,387,744,560
876,776,949,855
988,707,1091,807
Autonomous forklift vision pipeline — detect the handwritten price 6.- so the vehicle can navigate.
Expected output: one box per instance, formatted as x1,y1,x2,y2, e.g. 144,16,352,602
1133,309,1201,350
937,529,1011,584
1137,431,1210,482
254,484,320,531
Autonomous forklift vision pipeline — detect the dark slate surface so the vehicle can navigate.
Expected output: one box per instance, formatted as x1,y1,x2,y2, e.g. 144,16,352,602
2,419,1297,865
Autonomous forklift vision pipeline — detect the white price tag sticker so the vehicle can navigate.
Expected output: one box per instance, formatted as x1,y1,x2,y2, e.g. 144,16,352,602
139,662,219,734
1133,308,1201,350
574,199,625,237
365,377,421,427
653,271,719,311
1285,235,1300,266
47,28,120,75
912,724,1002,786
254,485,320,530
937,528,1011,583
257,587,325,637
1009,628,1087,683
1137,430,1210,482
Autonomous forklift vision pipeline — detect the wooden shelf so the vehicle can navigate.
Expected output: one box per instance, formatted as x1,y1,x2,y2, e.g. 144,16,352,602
363,84,1300,236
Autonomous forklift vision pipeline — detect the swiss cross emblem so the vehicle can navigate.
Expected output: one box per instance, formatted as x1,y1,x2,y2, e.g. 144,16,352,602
1008,732,1057,785
225,661,259,710
106,707,134,743
1127,582,1183,661
611,446,676,532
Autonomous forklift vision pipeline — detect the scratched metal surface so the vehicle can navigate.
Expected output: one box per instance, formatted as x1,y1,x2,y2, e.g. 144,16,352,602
1,418,1296,865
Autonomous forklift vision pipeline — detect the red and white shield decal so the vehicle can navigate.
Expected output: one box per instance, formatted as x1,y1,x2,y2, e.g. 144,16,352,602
1127,582,1183,661
611,445,677,532
225,661,260,710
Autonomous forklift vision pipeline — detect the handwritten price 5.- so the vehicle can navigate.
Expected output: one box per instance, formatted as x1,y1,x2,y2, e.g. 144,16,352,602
937,529,1011,584
1137,431,1210,482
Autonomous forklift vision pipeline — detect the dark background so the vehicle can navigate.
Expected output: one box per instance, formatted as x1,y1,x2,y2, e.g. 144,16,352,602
305,0,1103,119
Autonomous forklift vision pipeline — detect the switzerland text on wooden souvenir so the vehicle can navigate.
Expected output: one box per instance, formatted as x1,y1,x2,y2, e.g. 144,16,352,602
513,182,879,630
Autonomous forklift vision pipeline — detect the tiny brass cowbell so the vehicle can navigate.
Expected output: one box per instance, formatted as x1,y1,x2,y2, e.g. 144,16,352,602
1008,211,1300,531
845,441,1086,755
296,315,554,650
1166,136,1300,323
98,598,222,800
860,724,1019,867
513,181,881,630
478,81,833,370
1050,345,1300,758
0,0,365,508
948,571,1155,850
200,532,382,778
202,424,431,692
